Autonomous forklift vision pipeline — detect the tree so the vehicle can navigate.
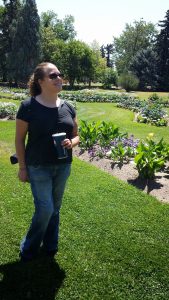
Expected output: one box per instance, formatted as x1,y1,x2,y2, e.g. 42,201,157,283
0,5,6,80
130,48,159,90
0,0,21,81
155,10,169,91
54,15,76,41
9,0,41,83
100,43,114,67
57,40,96,88
40,11,76,41
91,41,107,83
101,68,118,89
114,19,157,74
40,26,58,62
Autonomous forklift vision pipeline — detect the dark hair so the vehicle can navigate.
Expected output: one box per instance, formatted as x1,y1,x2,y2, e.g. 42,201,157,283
28,62,51,96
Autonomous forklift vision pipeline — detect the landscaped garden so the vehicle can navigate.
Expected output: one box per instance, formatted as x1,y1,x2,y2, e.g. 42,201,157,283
1,87,169,299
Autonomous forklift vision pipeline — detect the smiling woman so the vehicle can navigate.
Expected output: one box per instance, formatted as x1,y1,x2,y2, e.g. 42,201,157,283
15,62,80,261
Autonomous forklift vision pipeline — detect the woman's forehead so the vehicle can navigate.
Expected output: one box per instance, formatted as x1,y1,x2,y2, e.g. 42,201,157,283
46,64,59,73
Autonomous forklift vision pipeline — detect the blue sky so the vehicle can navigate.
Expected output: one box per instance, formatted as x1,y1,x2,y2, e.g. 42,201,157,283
36,0,169,45
1,0,169,45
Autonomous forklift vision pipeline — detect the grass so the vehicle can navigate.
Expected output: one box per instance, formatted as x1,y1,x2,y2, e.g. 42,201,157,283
77,102,169,143
135,91,169,100
0,89,169,142
1,120,169,299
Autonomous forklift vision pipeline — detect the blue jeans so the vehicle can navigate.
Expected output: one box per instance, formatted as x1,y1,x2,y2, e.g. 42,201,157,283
20,163,71,259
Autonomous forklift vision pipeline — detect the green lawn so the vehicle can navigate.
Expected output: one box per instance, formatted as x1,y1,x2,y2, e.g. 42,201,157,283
1,120,169,299
135,91,169,100
77,102,169,143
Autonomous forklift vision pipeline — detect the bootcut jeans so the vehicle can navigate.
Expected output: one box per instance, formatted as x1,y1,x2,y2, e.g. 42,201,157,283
20,163,71,259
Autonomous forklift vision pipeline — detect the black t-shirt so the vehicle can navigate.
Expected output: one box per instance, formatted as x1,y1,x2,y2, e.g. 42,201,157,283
16,97,76,165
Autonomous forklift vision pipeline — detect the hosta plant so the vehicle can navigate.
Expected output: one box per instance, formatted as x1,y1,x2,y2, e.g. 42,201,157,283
134,134,169,179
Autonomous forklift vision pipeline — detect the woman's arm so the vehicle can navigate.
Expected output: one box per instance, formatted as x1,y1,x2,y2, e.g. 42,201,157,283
62,117,80,149
15,119,29,182
71,117,80,148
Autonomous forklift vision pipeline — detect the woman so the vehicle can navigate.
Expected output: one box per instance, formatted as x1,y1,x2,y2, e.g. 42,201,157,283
15,62,79,261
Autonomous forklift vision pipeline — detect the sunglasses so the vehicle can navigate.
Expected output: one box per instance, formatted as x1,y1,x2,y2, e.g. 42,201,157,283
48,73,64,80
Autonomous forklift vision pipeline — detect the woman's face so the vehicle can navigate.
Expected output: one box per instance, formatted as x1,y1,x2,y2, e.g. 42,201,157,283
39,63,63,94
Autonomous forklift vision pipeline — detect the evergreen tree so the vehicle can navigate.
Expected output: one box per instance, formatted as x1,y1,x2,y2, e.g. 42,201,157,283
156,10,169,91
0,0,21,81
100,44,114,67
130,48,159,90
105,44,114,67
9,0,40,83
100,45,105,58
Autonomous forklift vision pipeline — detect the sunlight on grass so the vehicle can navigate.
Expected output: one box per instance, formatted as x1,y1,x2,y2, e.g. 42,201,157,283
1,120,169,298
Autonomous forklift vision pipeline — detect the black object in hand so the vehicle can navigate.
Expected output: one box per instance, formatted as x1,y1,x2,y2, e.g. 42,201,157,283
10,154,18,164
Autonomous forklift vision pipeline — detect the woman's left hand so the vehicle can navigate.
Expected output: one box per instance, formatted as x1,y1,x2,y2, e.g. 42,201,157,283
61,139,72,149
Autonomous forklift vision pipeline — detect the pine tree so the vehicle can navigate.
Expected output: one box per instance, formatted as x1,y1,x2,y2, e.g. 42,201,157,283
130,48,159,90
9,0,41,83
156,10,169,91
0,0,21,81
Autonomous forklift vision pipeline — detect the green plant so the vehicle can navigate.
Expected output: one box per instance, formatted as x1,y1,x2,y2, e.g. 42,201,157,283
111,142,128,163
79,120,99,149
134,134,169,179
101,68,118,89
118,72,139,92
98,121,124,146
0,102,17,119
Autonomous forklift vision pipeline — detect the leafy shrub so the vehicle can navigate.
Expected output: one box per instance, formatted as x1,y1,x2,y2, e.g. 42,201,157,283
134,134,169,179
137,103,168,126
148,93,162,103
60,90,133,103
79,120,124,150
101,68,118,89
0,102,17,119
118,73,139,92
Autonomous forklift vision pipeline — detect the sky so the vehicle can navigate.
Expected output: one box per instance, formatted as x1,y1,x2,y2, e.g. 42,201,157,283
35,0,169,45
1,0,169,45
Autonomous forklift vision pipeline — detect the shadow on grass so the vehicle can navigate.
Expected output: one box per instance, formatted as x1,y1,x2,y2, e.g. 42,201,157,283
127,177,163,194
0,257,65,300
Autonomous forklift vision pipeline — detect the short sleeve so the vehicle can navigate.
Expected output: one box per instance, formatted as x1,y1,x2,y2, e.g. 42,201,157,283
65,101,76,119
16,99,31,122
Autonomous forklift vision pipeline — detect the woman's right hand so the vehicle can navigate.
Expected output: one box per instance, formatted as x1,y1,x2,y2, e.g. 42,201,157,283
18,168,29,182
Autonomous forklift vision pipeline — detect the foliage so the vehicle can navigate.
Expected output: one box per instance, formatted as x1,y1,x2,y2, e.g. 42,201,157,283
114,19,157,74
110,135,139,163
8,0,41,83
60,89,135,103
78,120,99,149
134,134,169,178
130,48,159,91
137,102,168,126
101,68,118,89
40,26,59,62
59,40,97,88
0,102,17,119
118,72,139,92
79,120,126,150
100,43,114,67
40,10,76,41
90,41,107,83
156,10,169,91
0,0,21,82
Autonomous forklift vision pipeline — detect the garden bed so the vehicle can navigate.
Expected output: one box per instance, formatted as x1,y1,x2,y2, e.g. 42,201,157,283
73,146,169,203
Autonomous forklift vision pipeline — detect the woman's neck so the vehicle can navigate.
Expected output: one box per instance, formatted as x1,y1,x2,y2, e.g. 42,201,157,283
35,92,60,108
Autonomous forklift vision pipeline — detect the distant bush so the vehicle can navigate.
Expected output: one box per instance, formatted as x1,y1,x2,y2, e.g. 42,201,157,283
118,73,139,92
0,102,17,119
